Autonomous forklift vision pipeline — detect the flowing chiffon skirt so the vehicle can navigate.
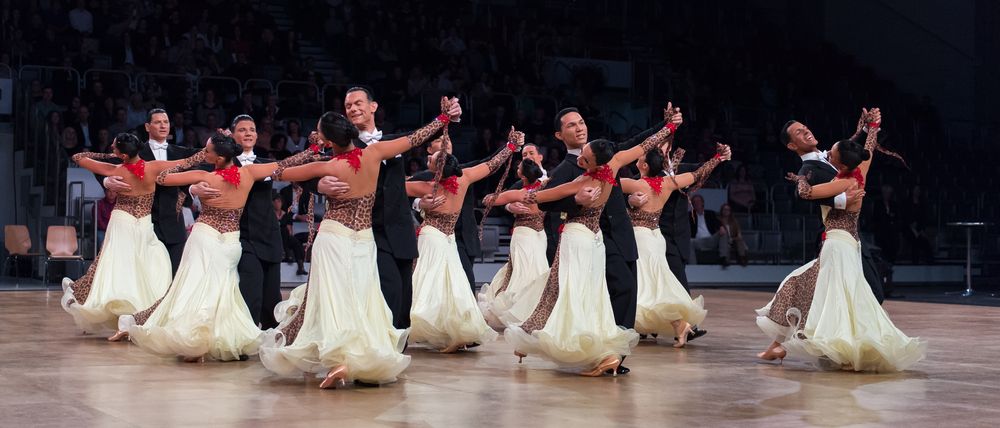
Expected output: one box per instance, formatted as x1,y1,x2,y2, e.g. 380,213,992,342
61,211,171,332
478,226,550,331
633,226,707,334
259,220,410,383
410,226,497,350
505,223,639,371
125,223,261,361
756,230,926,372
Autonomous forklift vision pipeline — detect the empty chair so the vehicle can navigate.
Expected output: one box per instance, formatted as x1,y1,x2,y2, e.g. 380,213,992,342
735,213,752,232
753,214,777,231
778,215,803,232
771,199,793,214
44,225,85,285
4,225,42,277
759,231,783,263
742,231,760,263
479,226,500,263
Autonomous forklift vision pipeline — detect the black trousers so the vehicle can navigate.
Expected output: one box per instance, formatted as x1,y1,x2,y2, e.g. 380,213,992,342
456,239,476,291
861,243,886,304
165,240,185,276
663,235,691,292
238,252,282,329
605,254,638,329
377,250,414,329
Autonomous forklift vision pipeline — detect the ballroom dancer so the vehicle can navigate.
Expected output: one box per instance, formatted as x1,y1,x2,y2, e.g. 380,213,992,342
504,109,678,376
188,114,286,329
477,158,549,331
402,127,522,352
102,109,198,273
622,141,729,347
756,109,925,371
260,104,454,388
121,134,317,362
506,105,676,374
777,111,884,302
62,133,186,335
309,88,462,330
409,133,495,291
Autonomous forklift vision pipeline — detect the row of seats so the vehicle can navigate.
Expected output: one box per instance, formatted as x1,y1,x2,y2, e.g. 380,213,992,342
4,225,86,283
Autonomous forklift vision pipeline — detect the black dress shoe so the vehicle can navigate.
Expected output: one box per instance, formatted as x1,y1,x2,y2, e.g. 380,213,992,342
674,327,707,342
465,342,481,349
238,354,249,361
354,380,380,388
605,365,630,375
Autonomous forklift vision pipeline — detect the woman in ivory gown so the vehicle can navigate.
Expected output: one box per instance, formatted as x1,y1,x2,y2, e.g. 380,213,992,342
620,141,729,347
61,133,182,336
120,134,318,362
756,108,926,372
402,127,524,353
503,108,679,376
260,98,458,389
477,159,549,331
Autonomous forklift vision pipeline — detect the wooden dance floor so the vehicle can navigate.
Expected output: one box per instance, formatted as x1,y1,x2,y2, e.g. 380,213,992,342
2,289,997,427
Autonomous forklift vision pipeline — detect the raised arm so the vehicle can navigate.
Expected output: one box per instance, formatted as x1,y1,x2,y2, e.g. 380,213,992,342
368,97,459,161
71,152,120,177
406,181,434,198
247,149,322,181
528,177,589,204
484,188,530,207
155,150,208,186
463,128,523,183
787,173,855,200
608,106,681,170
620,178,645,195
676,143,731,194
158,169,212,187
858,108,880,178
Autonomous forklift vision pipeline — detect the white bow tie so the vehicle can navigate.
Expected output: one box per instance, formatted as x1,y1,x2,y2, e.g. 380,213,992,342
150,142,168,151
238,153,257,164
358,129,383,144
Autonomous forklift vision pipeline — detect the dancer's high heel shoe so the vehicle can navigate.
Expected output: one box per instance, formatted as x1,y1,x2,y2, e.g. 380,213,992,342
581,356,620,377
673,322,693,349
320,365,349,389
107,330,129,342
441,343,463,354
514,351,527,363
181,355,204,363
757,347,787,363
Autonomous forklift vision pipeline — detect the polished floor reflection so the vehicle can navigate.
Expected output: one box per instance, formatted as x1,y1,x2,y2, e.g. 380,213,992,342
1,289,997,427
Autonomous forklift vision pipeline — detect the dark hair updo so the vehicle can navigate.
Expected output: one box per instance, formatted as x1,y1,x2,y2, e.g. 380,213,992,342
643,149,665,177
588,139,616,166
836,138,871,171
318,111,359,148
520,158,543,184
210,133,242,165
113,132,141,157
439,153,464,179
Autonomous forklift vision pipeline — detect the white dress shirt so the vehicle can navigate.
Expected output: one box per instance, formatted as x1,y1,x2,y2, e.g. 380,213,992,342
695,213,712,239
801,150,847,209
360,127,401,163
80,123,92,148
149,139,168,161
